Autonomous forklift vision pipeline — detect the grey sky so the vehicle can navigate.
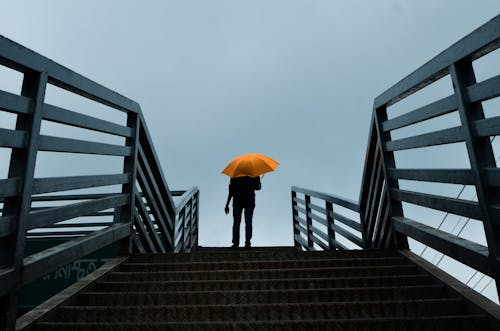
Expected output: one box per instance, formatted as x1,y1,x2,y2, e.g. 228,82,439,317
1,0,500,270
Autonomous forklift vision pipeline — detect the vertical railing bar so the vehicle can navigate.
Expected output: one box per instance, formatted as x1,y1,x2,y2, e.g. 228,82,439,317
450,60,500,297
326,201,335,250
114,111,140,255
0,70,47,331
291,190,300,250
305,195,313,250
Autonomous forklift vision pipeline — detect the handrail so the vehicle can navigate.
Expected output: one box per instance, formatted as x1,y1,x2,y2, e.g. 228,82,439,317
0,34,198,329
292,186,363,250
292,14,500,302
368,13,500,301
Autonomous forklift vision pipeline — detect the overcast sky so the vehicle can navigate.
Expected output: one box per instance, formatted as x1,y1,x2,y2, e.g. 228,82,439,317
1,0,500,263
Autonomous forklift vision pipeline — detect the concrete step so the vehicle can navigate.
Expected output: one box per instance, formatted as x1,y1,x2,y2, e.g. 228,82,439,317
105,264,418,282
79,285,449,306
119,256,408,272
34,315,490,331
54,299,466,322
128,249,399,263
93,274,433,292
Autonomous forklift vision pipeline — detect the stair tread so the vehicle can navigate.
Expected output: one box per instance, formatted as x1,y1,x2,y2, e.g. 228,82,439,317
66,298,464,308
111,264,415,274
123,256,406,266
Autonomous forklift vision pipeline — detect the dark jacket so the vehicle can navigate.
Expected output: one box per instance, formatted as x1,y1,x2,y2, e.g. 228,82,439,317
229,176,261,207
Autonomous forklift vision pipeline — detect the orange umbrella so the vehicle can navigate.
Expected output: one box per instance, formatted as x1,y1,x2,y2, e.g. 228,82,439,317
222,153,279,178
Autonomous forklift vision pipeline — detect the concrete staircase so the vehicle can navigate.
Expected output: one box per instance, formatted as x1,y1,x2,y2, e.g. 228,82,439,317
31,247,495,330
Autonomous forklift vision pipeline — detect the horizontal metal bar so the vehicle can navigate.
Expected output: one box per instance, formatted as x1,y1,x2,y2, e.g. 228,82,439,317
391,189,481,220
43,104,133,137
26,230,93,237
38,135,131,156
309,211,327,226
331,223,364,248
309,202,326,215
0,127,27,148
294,233,308,249
0,177,21,198
382,95,457,132
0,215,15,238
175,187,198,215
466,73,500,103
0,267,15,297
8,207,116,218
32,173,131,195
293,197,306,206
35,222,112,229
393,216,491,276
472,115,500,138
295,205,307,215
0,35,140,113
31,193,116,201
331,239,348,250
22,223,130,285
385,126,464,151
28,194,129,230
294,215,307,229
331,211,362,232
374,14,500,108
388,168,475,185
292,187,359,211
311,234,328,250
0,89,32,114
311,225,329,242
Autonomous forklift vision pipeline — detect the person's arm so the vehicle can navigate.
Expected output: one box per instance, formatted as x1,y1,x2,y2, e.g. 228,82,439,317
254,176,261,191
225,180,233,215
225,192,232,215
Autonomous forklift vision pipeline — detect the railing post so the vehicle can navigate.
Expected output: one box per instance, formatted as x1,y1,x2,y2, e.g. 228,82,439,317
291,190,301,249
305,195,314,250
450,60,500,298
114,112,140,255
326,202,335,250
192,191,199,249
0,70,47,331
373,108,409,249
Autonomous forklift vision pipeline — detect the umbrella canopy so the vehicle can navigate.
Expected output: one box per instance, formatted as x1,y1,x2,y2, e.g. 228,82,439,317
222,153,279,178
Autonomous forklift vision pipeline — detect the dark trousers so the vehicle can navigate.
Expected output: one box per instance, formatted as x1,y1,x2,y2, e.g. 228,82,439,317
232,203,254,246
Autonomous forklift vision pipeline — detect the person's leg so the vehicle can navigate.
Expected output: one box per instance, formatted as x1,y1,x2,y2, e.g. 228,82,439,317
232,204,243,247
244,204,255,247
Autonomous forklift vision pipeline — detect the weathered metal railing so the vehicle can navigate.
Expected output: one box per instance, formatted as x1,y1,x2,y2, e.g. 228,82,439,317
293,14,500,300
0,35,198,329
292,187,363,250
369,13,500,299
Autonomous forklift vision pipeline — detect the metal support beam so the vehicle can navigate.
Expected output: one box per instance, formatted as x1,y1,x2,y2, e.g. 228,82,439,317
0,70,47,331
450,60,500,299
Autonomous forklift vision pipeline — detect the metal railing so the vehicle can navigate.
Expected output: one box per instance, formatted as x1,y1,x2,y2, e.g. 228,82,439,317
292,187,363,250
0,34,198,329
293,14,500,300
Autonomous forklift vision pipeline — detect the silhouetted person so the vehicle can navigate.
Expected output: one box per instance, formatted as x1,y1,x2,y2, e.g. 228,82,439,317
225,176,261,248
